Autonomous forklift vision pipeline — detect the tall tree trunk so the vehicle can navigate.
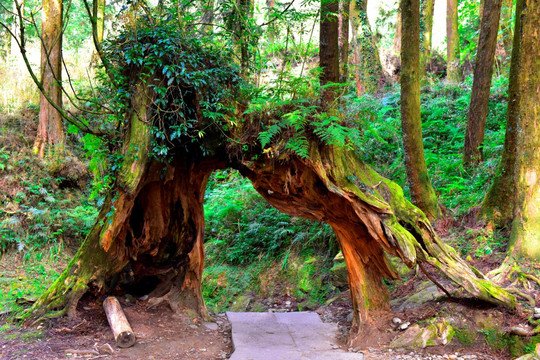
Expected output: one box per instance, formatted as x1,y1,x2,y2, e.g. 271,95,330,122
350,0,384,94
400,0,442,220
420,0,434,80
478,0,521,226
506,0,540,260
339,0,350,83
463,0,502,166
320,0,340,102
446,0,461,82
33,0,64,159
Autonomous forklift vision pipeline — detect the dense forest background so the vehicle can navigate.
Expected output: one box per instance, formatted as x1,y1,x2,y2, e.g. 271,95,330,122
0,0,539,357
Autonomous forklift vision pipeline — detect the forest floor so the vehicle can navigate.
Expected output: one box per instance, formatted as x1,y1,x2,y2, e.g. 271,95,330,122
0,243,537,360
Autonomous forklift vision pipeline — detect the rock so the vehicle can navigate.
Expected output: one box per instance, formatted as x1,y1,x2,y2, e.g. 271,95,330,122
390,320,454,349
230,295,251,312
346,311,354,323
394,281,445,312
510,326,530,336
203,322,219,331
393,317,403,325
398,322,410,331
329,261,348,288
534,307,540,315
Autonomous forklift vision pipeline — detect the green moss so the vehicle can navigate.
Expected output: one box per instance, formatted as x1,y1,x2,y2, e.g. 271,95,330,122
454,327,477,345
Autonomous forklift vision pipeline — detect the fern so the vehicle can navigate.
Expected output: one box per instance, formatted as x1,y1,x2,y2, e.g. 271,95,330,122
259,123,285,148
285,133,310,159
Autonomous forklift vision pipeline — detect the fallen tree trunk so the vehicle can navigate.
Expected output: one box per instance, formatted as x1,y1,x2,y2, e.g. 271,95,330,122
103,297,136,348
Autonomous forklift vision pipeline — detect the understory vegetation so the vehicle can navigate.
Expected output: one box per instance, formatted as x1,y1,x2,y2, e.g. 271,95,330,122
0,76,510,314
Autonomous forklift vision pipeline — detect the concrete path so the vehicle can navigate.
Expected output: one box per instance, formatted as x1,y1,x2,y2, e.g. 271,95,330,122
227,311,364,360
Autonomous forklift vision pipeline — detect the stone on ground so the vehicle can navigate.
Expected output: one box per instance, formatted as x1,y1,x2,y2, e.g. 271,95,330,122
227,311,364,360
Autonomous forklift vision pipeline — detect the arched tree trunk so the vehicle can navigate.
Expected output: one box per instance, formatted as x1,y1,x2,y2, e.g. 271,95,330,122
26,86,515,343
463,0,502,166
34,0,64,159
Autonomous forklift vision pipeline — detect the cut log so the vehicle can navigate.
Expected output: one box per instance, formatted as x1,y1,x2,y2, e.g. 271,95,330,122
103,297,136,348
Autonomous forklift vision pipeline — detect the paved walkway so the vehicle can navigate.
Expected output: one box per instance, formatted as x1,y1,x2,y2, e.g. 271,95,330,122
227,311,364,360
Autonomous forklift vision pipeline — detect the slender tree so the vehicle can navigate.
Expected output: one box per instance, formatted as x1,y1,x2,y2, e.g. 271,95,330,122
339,0,349,82
505,0,540,260
320,0,340,101
463,0,502,165
350,0,383,94
33,0,64,158
400,0,442,220
446,0,461,82
420,0,434,80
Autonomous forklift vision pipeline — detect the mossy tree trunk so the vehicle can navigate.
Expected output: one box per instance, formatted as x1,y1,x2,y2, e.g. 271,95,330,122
463,0,502,166
446,0,461,82
506,0,540,261
339,0,350,83
33,0,64,159
26,84,223,320
479,0,521,225
400,0,442,221
236,144,515,335
350,0,384,94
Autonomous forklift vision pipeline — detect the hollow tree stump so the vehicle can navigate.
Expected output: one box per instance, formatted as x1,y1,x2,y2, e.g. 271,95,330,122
103,297,136,348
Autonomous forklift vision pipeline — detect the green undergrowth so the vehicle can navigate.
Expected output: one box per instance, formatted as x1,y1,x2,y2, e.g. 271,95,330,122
0,111,98,253
203,169,340,311
352,75,508,215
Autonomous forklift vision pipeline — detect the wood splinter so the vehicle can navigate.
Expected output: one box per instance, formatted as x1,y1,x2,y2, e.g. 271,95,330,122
103,296,136,348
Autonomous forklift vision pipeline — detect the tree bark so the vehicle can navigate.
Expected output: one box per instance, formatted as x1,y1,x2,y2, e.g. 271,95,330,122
339,0,350,83
320,0,340,102
420,0,434,81
506,0,540,261
400,0,442,220
350,0,384,94
446,0,461,82
25,84,222,321
33,0,64,159
463,0,502,166
479,0,521,225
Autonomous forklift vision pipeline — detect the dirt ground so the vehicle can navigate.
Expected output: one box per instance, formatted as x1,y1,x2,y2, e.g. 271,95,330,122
0,299,233,360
